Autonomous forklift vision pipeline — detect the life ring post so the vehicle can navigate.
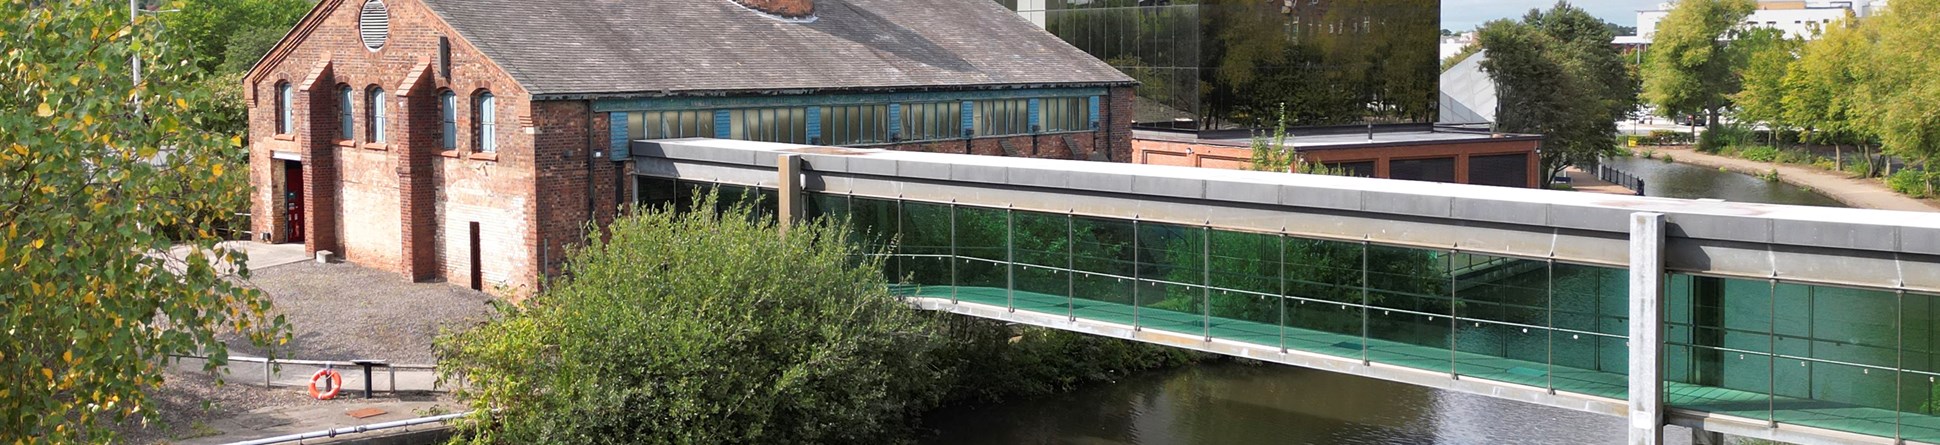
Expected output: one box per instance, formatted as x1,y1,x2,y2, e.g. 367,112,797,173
308,368,343,400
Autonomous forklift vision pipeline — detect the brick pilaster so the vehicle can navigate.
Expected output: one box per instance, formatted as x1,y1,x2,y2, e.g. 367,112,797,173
395,61,439,281
298,63,342,258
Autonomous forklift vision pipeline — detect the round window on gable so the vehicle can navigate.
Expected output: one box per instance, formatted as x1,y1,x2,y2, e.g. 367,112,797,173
359,0,389,50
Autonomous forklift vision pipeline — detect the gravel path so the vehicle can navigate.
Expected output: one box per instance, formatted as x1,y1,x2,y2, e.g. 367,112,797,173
116,261,493,443
115,369,326,444
117,367,456,444
226,261,500,364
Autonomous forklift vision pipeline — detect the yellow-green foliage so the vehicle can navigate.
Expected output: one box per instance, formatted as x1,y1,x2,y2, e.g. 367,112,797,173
0,1,290,441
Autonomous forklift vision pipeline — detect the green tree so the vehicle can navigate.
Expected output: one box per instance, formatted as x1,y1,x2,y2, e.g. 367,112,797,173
1248,105,1349,175
1852,0,1940,163
0,1,288,441
1729,28,1801,132
159,0,312,74
1781,17,1875,170
1642,0,1756,127
217,24,293,75
1476,2,1635,185
437,196,949,444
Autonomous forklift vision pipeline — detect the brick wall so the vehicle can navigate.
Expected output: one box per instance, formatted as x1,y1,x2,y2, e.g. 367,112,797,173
247,0,540,297
530,101,628,281
1130,136,1544,188
246,0,1140,299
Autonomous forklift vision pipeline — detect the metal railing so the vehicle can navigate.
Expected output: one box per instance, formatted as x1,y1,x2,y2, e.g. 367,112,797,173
1594,163,1646,196
170,354,447,393
222,411,470,445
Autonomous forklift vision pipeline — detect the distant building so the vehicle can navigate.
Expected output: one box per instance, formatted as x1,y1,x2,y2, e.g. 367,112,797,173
998,0,1543,189
1438,51,1495,125
244,0,1135,295
1441,32,1477,61
1625,0,1886,43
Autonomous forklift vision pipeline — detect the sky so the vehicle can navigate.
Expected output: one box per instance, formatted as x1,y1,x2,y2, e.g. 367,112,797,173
1441,0,1664,32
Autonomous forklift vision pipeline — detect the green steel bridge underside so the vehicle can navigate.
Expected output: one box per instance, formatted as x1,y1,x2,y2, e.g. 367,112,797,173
631,138,1940,445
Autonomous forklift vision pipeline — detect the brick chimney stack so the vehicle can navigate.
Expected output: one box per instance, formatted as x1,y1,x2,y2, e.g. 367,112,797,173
736,0,814,18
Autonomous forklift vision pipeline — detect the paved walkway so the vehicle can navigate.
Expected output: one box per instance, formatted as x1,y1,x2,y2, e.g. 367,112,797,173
1657,146,1940,212
1562,167,1637,196
164,241,311,275
173,399,462,445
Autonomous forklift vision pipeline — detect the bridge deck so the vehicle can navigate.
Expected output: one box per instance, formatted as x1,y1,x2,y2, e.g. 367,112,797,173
904,285,1940,442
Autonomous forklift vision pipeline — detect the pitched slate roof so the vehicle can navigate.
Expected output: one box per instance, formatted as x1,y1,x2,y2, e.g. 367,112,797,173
417,0,1136,98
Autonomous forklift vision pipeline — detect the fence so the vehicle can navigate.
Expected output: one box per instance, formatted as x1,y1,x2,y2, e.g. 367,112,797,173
1594,163,1646,196
169,354,451,394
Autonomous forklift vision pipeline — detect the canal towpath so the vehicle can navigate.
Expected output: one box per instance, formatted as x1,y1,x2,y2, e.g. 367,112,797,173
1653,146,1940,212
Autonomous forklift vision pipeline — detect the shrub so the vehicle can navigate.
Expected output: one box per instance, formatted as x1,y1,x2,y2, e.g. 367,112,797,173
1812,158,1838,171
1889,169,1936,198
1844,156,1878,178
438,195,949,444
931,318,1197,404
1662,154,1675,163
1647,130,1694,145
1773,149,1814,165
1737,146,1780,162
1698,124,1755,153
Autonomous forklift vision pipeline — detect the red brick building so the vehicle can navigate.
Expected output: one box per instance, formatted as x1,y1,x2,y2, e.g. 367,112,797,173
245,0,1135,296
1131,126,1545,188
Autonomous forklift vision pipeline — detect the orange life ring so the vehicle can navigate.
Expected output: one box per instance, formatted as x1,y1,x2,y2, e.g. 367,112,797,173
308,368,343,400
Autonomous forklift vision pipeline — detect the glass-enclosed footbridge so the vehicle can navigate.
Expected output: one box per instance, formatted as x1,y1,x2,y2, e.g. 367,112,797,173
626,138,1940,445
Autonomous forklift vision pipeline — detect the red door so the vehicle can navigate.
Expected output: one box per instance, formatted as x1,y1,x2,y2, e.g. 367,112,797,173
285,161,305,243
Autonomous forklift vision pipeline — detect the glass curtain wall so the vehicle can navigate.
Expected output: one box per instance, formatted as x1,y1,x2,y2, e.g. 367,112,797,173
775,188,1632,401
1665,274,1939,440
1001,0,1438,130
641,178,1940,441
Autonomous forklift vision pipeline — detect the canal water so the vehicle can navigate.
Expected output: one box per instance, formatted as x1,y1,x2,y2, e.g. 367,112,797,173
922,361,1639,445
921,162,1843,445
1600,156,1846,207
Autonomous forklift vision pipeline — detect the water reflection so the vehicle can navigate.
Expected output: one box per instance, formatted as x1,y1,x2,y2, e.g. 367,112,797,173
922,362,1648,445
1599,156,1845,207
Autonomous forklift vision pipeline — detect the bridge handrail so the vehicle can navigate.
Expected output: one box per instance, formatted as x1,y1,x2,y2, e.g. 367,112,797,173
634,139,1940,294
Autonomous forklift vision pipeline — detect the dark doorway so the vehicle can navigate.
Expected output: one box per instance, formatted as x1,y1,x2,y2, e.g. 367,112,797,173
468,222,482,291
284,160,305,243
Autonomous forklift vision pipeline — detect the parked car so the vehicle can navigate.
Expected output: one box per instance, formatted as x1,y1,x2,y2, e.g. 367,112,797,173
1672,113,1707,127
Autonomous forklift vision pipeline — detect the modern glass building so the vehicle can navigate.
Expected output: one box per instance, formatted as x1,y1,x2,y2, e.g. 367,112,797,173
997,0,1441,130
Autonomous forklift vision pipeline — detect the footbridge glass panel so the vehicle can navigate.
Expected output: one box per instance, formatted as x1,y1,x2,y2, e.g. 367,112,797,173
642,177,1637,397
1663,273,1940,440
635,171,1940,444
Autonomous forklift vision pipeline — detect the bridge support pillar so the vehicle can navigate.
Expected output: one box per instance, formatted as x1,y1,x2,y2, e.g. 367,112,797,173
1628,212,1666,445
777,154,803,238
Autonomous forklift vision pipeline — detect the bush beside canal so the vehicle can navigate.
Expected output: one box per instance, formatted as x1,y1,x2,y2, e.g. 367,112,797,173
435,195,1201,445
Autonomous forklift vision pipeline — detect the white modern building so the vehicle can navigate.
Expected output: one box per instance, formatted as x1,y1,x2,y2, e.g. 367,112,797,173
1626,0,1887,42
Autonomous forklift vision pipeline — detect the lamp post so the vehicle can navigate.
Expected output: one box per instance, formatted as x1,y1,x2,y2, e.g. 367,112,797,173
128,0,179,114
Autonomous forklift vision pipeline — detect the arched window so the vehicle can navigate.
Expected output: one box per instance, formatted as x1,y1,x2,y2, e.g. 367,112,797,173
439,90,458,150
367,86,387,144
474,91,496,153
275,81,293,135
338,85,354,141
